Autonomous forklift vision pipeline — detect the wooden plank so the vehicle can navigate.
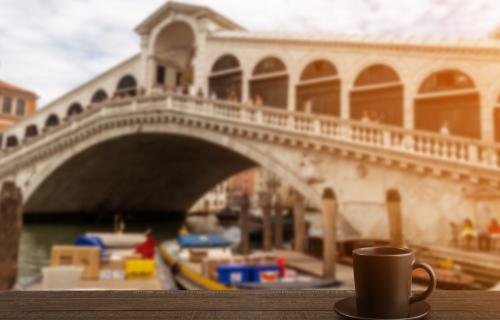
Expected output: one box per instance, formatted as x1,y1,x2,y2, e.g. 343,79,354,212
1,310,499,320
1,291,499,316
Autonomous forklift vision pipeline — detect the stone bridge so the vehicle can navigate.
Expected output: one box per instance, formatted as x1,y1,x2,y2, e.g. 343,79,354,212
1,93,500,243
2,1,500,244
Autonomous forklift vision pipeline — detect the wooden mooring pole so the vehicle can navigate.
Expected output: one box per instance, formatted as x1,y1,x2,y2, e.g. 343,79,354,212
0,182,23,290
386,189,405,247
293,192,306,253
321,188,337,279
240,192,250,255
260,192,273,252
273,194,283,249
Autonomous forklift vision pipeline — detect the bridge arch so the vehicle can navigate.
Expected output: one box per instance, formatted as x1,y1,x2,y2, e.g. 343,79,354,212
44,114,60,130
296,59,340,116
5,135,19,148
249,56,289,109
23,122,321,215
24,124,38,139
90,89,108,105
151,20,196,89
350,64,403,126
414,69,480,138
208,54,242,101
67,102,84,118
116,75,138,97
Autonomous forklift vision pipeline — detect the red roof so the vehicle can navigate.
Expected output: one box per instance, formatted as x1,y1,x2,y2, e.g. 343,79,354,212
0,80,37,98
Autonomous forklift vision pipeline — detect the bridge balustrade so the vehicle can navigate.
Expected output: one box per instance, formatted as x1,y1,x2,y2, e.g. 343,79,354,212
2,92,500,175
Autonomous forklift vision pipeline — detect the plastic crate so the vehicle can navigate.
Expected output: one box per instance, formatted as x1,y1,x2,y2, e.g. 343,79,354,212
125,259,155,278
217,264,250,285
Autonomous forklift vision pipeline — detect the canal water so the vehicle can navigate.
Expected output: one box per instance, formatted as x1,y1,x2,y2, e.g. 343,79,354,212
18,220,182,285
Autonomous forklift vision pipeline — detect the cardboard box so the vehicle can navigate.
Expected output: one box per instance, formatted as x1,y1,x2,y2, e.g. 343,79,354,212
50,246,77,266
51,246,100,280
189,249,208,263
202,258,230,280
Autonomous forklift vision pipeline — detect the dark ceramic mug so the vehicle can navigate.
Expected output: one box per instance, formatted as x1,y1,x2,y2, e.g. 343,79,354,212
353,246,436,319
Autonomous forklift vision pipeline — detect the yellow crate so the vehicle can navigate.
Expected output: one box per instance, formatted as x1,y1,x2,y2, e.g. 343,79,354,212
125,259,156,278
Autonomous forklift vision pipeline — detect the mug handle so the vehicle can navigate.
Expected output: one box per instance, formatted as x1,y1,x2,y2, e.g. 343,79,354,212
409,261,436,304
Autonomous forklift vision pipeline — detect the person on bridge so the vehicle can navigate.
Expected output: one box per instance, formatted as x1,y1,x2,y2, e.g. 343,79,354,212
361,111,370,123
255,94,264,107
440,121,450,136
488,218,500,251
460,218,478,250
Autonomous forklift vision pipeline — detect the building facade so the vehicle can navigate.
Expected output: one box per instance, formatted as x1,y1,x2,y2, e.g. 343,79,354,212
0,81,37,136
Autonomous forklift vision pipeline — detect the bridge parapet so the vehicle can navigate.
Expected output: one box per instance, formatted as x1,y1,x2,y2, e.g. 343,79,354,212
167,94,500,173
1,93,500,187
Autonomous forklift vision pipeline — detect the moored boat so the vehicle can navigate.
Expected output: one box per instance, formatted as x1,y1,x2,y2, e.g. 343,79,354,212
161,233,340,290
21,231,176,291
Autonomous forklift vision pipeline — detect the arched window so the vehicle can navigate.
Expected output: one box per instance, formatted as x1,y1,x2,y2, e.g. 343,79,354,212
116,75,137,97
45,114,60,128
25,125,38,139
415,70,480,138
6,136,18,148
250,57,288,109
297,60,340,116
350,64,403,126
67,103,83,118
91,89,108,104
209,54,242,101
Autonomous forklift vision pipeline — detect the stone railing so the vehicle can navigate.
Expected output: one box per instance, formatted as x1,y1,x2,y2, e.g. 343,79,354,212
164,94,500,170
1,92,500,174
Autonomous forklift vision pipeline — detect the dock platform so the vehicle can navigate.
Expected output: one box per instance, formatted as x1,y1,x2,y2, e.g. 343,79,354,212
412,243,500,284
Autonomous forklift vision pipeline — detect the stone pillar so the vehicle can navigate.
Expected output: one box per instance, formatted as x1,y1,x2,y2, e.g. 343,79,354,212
480,94,495,142
261,193,273,252
293,192,306,253
340,82,350,120
146,56,157,93
403,86,414,130
288,77,296,112
322,188,337,279
242,73,250,103
273,194,283,249
386,189,405,248
0,182,23,290
240,192,250,255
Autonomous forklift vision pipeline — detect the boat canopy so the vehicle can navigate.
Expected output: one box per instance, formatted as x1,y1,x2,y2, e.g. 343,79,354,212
177,234,230,248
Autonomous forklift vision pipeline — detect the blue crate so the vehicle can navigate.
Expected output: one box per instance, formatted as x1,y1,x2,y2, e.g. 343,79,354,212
217,264,251,285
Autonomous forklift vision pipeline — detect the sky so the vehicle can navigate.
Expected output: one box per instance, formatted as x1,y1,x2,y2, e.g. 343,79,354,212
0,0,500,106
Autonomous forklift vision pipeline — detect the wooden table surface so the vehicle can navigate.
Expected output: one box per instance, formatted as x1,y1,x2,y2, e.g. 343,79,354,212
1,290,499,319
